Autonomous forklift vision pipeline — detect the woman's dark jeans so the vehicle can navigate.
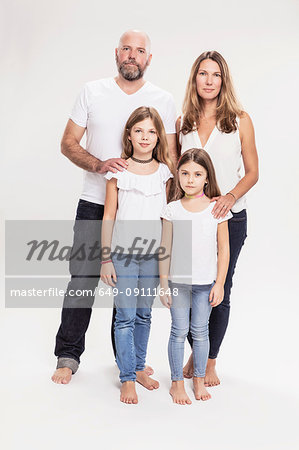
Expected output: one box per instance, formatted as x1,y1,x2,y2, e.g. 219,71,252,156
187,209,247,359
54,200,104,369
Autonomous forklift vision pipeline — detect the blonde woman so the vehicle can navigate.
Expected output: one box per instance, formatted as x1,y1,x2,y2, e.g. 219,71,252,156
177,51,259,386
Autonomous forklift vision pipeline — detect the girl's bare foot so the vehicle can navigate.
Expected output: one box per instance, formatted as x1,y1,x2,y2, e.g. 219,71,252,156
120,381,138,404
183,354,194,378
193,377,211,401
169,380,192,405
51,367,72,384
204,358,220,386
144,365,154,376
136,370,159,390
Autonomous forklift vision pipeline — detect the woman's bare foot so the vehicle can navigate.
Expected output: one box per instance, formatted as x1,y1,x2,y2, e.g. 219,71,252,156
136,370,159,390
204,358,220,386
120,381,138,404
144,365,154,376
183,354,194,378
193,377,211,401
51,367,72,384
170,381,192,405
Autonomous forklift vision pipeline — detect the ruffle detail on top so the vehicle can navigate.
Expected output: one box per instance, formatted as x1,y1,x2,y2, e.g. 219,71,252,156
104,163,173,197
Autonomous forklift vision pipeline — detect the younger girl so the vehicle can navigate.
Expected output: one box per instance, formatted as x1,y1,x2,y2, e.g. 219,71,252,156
160,148,231,405
101,106,174,405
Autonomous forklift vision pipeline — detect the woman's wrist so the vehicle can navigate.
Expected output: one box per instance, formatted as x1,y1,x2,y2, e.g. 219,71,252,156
226,192,237,202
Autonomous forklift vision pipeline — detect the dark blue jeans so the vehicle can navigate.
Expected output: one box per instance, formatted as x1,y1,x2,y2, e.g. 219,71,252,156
54,199,104,370
187,209,247,358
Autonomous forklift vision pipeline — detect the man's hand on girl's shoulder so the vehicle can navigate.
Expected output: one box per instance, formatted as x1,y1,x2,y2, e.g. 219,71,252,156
95,158,128,174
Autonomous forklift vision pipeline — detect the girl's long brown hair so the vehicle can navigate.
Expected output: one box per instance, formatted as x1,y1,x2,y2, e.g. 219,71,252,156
173,148,221,200
182,51,242,135
122,106,174,174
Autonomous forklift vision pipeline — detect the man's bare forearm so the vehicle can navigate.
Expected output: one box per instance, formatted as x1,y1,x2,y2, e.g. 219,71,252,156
61,138,102,172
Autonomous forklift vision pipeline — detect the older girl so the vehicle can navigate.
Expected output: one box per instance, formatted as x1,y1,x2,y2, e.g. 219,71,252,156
101,106,174,404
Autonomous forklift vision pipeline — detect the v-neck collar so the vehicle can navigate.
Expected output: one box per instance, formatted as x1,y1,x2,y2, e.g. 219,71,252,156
112,78,149,97
195,126,218,149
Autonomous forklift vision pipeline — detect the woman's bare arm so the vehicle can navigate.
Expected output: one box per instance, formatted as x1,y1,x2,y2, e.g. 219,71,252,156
211,112,259,218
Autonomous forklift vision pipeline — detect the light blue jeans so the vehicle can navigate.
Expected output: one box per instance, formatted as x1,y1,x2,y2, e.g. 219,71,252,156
112,254,159,383
168,282,214,380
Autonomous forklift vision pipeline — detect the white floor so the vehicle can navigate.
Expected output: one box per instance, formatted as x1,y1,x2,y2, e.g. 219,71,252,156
2,279,299,450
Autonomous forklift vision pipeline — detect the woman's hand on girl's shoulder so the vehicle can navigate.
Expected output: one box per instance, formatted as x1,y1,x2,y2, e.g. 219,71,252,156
210,194,236,219
209,282,224,307
100,262,117,287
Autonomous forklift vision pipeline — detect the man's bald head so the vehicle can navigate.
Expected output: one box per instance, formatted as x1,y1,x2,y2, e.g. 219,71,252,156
115,30,152,81
118,30,151,54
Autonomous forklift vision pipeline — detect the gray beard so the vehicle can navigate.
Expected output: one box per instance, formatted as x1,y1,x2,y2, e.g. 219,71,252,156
116,59,146,81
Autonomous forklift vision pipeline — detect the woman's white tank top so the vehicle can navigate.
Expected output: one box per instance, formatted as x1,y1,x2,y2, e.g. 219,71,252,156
180,117,246,213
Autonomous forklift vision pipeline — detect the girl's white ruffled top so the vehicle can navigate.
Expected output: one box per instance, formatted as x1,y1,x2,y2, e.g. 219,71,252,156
104,163,173,254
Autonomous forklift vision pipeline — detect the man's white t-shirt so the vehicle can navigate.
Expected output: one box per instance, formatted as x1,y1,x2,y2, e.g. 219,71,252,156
70,78,177,205
161,200,232,285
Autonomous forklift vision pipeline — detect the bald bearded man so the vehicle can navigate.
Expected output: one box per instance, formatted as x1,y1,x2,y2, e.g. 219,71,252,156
52,30,177,385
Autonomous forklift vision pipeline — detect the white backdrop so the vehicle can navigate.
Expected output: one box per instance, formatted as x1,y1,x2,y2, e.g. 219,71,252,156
1,1,299,449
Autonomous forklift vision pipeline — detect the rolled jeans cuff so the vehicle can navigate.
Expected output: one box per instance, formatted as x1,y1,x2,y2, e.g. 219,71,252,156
56,357,79,374
193,372,206,378
120,376,136,383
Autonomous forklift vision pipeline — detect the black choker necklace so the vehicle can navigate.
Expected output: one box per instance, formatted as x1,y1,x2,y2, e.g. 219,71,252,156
131,155,153,164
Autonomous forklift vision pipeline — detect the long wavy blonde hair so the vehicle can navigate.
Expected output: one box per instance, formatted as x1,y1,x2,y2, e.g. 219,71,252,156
121,106,174,173
182,51,242,134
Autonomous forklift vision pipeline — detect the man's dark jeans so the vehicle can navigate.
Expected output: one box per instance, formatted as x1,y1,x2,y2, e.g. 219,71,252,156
54,199,104,372
187,209,247,359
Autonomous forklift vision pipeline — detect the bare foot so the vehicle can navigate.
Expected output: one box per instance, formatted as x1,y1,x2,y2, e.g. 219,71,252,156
51,367,72,384
170,381,192,405
136,370,159,390
183,353,194,378
144,365,154,376
193,377,211,401
120,381,138,404
204,358,220,386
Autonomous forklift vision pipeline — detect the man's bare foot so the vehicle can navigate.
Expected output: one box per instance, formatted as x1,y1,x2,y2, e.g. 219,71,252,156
170,380,192,405
51,367,72,384
120,381,138,404
144,365,154,376
193,377,211,401
136,370,159,390
204,358,220,386
183,354,193,378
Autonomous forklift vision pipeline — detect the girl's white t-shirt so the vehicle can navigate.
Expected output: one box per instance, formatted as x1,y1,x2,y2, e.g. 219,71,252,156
161,200,232,284
105,163,173,254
